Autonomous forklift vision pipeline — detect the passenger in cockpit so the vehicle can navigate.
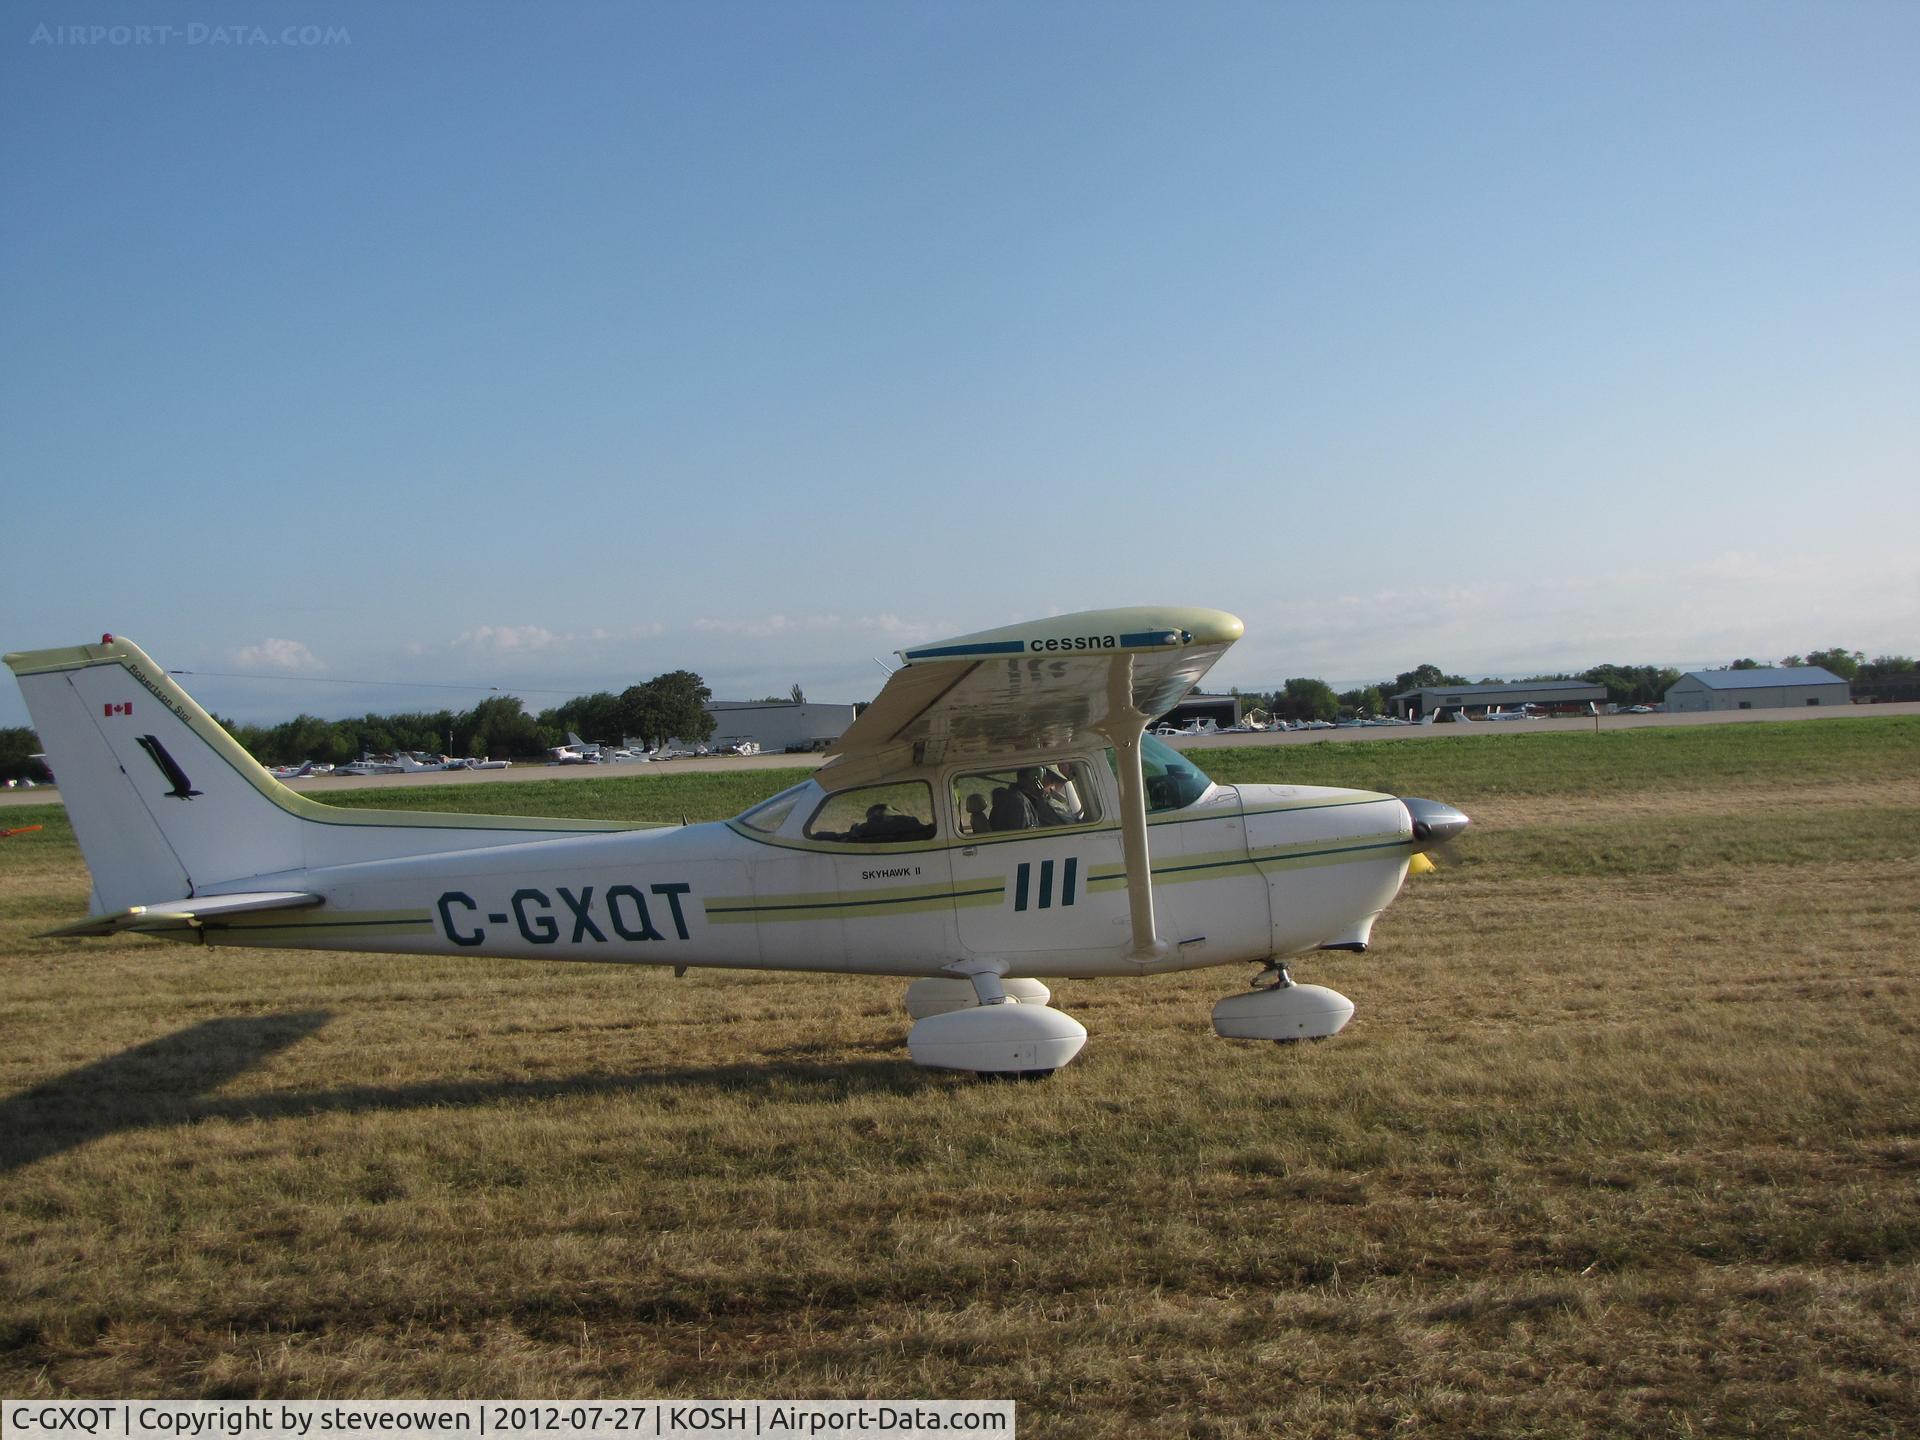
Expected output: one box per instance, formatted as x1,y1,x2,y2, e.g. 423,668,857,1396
964,792,991,834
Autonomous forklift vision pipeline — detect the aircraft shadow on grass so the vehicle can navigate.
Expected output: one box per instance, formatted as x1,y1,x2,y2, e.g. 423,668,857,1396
0,1012,935,1173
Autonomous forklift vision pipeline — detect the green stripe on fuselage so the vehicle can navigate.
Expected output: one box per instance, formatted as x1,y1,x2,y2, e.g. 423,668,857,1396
704,882,1004,924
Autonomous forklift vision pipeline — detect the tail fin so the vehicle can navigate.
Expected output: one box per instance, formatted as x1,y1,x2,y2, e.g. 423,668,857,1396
6,636,312,911
6,635,640,917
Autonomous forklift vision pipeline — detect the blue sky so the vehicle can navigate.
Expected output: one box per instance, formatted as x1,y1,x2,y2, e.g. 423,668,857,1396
4,1,1916,726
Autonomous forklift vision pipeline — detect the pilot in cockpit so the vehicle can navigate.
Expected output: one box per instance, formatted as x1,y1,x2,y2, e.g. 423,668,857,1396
1016,766,1078,826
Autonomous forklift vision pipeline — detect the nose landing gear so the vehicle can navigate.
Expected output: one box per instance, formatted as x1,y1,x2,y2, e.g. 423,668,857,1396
1212,962,1354,1044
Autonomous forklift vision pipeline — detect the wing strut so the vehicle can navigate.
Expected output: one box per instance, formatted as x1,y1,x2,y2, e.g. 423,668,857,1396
1094,654,1167,965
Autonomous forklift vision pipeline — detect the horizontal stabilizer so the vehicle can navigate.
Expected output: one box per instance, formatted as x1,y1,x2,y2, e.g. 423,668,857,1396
41,891,322,938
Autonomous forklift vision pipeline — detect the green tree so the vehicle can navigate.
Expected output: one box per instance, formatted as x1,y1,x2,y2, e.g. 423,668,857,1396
1728,658,1763,670
1861,655,1916,680
1337,686,1385,717
1276,677,1338,723
228,712,348,766
382,709,458,754
543,691,624,745
0,726,51,784
463,695,549,759
1581,664,1681,708
616,684,666,750
223,717,272,762
1794,648,1864,680
1392,663,1467,694
616,670,716,749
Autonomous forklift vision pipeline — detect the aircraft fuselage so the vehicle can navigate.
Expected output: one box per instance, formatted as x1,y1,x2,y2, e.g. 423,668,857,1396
199,767,1417,981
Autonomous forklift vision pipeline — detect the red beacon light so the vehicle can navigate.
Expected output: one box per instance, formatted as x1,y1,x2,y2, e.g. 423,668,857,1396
102,633,115,644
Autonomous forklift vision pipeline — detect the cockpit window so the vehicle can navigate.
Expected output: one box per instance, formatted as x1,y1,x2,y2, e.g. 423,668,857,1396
953,759,1102,836
736,782,812,835
1107,734,1214,813
804,781,937,843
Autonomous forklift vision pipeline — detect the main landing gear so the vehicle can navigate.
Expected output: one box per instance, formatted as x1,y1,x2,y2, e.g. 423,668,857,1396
1211,962,1355,1044
905,969,1087,1078
901,957,1354,1074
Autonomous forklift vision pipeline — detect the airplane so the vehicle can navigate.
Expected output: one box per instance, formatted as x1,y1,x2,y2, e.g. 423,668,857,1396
4,608,1469,1077
335,751,455,776
548,732,602,765
268,760,332,779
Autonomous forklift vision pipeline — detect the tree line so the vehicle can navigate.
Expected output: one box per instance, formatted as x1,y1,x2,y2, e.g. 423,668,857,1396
0,670,721,781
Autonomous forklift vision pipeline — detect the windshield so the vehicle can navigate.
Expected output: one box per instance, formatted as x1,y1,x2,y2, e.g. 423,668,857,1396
735,782,813,834
1108,733,1215,812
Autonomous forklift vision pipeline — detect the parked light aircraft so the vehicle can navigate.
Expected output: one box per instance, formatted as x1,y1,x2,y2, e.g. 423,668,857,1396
548,732,602,765
5,608,1468,1076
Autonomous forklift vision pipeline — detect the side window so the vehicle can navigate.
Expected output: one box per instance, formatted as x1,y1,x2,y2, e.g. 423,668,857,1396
804,781,937,843
953,760,1102,836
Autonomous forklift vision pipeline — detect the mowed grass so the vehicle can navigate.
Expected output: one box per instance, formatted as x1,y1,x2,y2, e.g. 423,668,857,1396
1,719,1916,1436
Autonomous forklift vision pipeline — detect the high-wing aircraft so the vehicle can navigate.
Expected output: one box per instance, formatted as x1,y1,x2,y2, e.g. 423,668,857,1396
5,608,1467,1076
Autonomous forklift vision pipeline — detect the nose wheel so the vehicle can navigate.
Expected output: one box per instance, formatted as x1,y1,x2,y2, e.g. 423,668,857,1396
1214,962,1353,1043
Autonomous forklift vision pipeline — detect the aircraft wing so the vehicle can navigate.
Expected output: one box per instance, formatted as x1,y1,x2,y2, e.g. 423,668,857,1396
824,606,1243,782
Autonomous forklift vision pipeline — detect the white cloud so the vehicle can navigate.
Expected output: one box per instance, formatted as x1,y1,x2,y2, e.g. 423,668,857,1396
859,612,947,645
691,612,948,645
232,638,323,671
692,614,816,638
1217,552,1918,689
454,624,560,654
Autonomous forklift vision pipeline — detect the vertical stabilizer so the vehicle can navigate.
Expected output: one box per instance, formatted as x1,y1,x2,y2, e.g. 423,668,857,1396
7,635,647,920
5,637,308,910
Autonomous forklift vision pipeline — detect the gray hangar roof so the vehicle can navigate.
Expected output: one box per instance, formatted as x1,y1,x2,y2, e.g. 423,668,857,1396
1674,667,1846,690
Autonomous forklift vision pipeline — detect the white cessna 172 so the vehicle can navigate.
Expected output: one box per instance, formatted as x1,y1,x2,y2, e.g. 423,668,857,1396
5,608,1468,1077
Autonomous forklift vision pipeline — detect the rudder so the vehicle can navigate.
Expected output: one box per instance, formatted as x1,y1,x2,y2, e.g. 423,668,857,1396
6,636,308,912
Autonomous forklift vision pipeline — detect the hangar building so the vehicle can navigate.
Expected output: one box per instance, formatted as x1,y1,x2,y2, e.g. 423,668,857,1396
1154,692,1242,730
1663,667,1849,713
1390,679,1607,720
705,700,858,753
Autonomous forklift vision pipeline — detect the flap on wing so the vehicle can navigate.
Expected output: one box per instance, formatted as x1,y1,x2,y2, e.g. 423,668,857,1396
41,890,323,938
826,607,1242,775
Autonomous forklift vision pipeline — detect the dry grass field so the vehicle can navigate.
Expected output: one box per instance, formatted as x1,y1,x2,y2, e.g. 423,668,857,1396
2,719,1916,1437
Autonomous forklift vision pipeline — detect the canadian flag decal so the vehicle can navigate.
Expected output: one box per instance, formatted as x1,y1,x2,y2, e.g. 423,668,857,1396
104,702,134,717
